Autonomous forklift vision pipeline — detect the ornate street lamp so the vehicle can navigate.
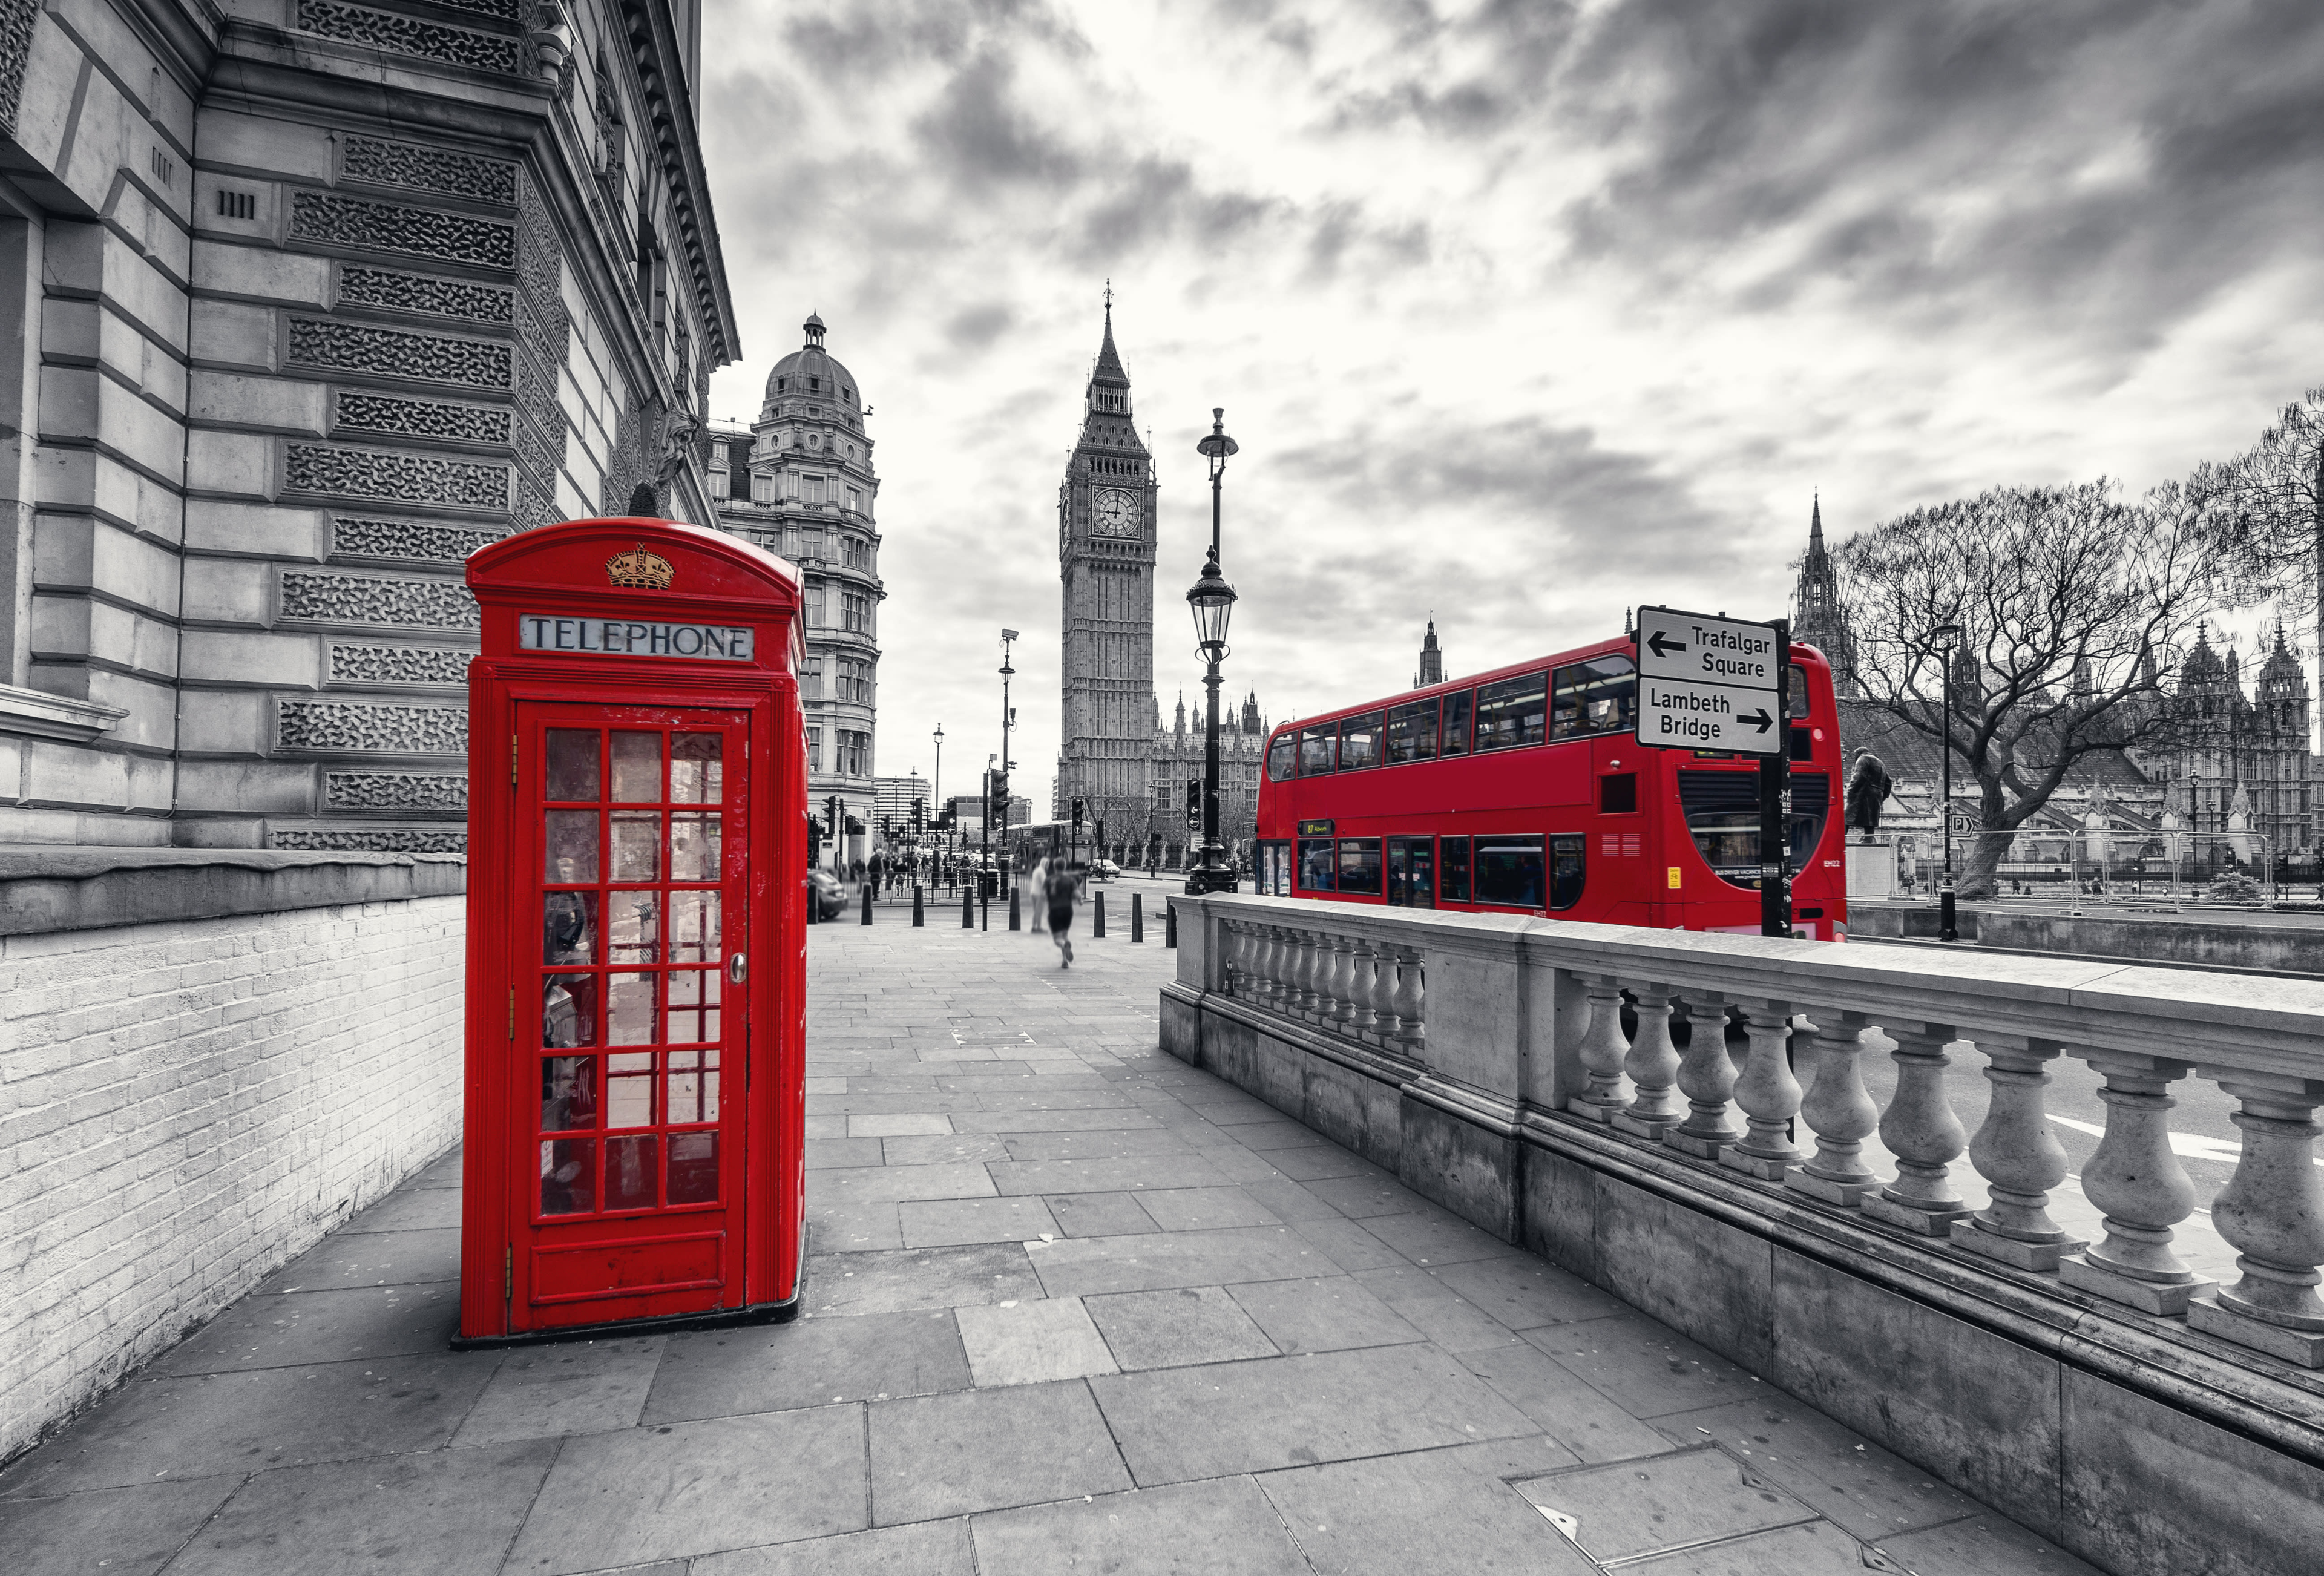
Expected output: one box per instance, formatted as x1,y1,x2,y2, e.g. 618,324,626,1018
1929,622,1963,941
1186,408,1240,895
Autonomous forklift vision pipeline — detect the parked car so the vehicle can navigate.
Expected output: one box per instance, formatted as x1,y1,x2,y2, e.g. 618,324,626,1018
806,869,847,920
1089,859,1121,881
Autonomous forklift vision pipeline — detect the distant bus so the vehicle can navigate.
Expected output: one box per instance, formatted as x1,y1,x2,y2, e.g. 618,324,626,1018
1252,635,1848,940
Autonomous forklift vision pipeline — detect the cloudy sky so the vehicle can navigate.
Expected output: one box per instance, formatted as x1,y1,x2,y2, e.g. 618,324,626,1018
700,0,2324,810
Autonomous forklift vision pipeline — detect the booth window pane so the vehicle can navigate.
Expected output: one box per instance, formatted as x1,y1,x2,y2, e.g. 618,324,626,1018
670,813,720,881
608,973,658,1044
605,1134,658,1211
671,733,722,802
540,1056,596,1131
546,729,600,800
545,811,599,883
666,890,720,963
606,1051,655,1126
543,891,599,965
665,970,720,1043
611,812,661,881
607,893,658,966
540,1138,595,1215
668,1132,718,1205
542,974,597,1048
667,1049,719,1123
611,731,662,801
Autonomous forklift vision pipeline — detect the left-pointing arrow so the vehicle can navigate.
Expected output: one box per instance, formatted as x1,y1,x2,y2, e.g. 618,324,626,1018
1647,631,1686,660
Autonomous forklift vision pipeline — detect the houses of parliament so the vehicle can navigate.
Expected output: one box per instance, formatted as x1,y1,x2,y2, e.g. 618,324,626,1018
1054,301,1268,865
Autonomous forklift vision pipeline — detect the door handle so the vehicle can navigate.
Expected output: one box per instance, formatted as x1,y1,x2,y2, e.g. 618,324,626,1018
728,952,747,984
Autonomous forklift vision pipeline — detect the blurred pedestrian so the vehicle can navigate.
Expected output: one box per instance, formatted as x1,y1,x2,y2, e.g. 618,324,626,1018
1028,856,1050,934
1044,859,1078,967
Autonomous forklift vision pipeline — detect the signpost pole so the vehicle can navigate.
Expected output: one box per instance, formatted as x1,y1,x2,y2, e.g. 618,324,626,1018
1760,618,1792,938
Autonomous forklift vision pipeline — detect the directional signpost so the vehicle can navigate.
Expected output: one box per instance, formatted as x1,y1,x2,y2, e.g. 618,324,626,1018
1634,606,1793,938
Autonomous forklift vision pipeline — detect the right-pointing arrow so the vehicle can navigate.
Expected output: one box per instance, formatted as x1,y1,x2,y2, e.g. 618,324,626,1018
1739,708,1773,732
1647,631,1686,660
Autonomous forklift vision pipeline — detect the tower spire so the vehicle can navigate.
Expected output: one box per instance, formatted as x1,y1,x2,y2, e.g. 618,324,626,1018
1809,489,1823,553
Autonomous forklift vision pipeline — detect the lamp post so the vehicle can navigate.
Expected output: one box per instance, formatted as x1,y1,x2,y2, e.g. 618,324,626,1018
1930,621,1963,941
1186,407,1240,895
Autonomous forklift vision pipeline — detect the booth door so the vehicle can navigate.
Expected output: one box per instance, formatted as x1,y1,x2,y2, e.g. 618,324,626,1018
520,706,750,1328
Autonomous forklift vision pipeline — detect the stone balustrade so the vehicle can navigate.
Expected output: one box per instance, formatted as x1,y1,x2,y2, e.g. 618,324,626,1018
1178,896,2324,1369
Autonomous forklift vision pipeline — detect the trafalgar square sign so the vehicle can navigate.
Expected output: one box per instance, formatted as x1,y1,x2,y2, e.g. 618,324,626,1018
1633,607,1784,755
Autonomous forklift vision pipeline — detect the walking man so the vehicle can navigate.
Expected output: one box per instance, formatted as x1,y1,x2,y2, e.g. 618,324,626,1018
1044,859,1078,967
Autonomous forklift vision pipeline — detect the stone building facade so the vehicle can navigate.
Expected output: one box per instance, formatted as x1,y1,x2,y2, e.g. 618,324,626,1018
1143,688,1265,868
1054,300,1157,842
2148,626,2313,856
1790,494,1858,696
708,314,883,833
0,0,736,850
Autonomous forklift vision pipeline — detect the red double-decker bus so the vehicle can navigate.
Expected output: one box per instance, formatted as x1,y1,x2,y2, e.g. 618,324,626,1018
1252,635,1848,939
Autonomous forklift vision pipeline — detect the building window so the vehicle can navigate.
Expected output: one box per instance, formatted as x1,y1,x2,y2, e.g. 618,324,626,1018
846,487,862,513
838,730,870,776
726,438,750,499
804,584,825,627
807,727,822,773
842,591,873,634
805,475,825,504
752,473,773,504
800,657,823,701
835,657,874,704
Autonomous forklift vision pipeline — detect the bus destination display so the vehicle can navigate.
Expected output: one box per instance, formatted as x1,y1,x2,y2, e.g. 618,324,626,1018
1633,605,1782,757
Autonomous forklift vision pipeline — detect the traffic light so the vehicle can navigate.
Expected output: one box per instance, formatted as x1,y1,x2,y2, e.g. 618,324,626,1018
1071,797,1085,830
1096,818,1106,851
826,794,842,839
987,772,1009,827
1184,778,1200,828
913,796,925,832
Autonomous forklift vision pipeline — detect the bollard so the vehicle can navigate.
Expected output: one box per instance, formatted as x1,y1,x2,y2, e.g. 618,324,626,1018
962,884,973,929
913,884,924,927
1009,887,1021,931
861,884,873,925
1165,899,1177,948
1094,891,1106,939
807,884,818,925
1131,892,1143,943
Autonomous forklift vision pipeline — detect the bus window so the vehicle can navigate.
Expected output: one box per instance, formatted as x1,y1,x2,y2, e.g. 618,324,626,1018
1299,726,1335,776
1474,834,1545,907
1386,698,1439,764
1676,770,1831,888
1387,836,1434,907
1788,663,1810,719
1258,840,1291,895
1267,734,1296,782
1442,835,1471,902
1298,836,1336,891
1474,672,1548,752
1338,838,1384,895
1338,711,1384,772
1600,773,1638,813
1442,691,1474,756
1553,655,1636,740
1550,835,1586,910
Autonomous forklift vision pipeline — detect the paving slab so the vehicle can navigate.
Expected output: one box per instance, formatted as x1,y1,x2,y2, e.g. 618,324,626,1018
954,1297,1120,1386
450,1335,664,1445
1084,1285,1280,1369
694,1517,977,1576
971,1476,1311,1576
646,1310,971,1422
1258,1444,1600,1576
1514,1444,1820,1563
1653,1396,1986,1540
1225,1274,1427,1353
867,1380,1131,1523
1045,1191,1161,1237
0,1476,242,1576
900,1195,1062,1247
151,1282,458,1375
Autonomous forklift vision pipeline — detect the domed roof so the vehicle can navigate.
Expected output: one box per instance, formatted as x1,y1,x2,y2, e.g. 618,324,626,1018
763,313,863,411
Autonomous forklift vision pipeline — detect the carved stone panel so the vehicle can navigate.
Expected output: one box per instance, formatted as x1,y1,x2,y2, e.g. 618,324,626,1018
271,827,468,852
340,135,518,206
294,0,521,74
289,319,512,391
278,700,468,754
326,770,469,811
425,0,522,22
0,0,35,136
335,391,511,446
338,266,515,326
330,643,471,685
332,516,502,563
282,570,479,630
290,192,516,270
286,445,510,511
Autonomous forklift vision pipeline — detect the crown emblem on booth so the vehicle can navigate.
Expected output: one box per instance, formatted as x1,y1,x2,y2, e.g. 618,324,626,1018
606,546,675,589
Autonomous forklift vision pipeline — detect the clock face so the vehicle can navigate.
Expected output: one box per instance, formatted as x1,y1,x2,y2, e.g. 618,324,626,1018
1093,488,1137,536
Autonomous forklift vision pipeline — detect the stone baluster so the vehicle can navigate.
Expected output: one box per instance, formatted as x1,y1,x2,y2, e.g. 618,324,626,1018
1220,924,1246,996
1259,925,1288,1006
1860,1022,1973,1235
2057,1052,2211,1315
1721,1001,1803,1180
1951,1036,2087,1271
1372,945,1408,1043
1663,993,1741,1159
1311,933,1345,1022
1610,987,1685,1140
1389,946,1426,1049
1327,936,1361,1026
1570,977,1634,1123
1288,929,1319,1015
1347,937,1382,1035
2185,1074,2324,1367
1785,1009,1881,1204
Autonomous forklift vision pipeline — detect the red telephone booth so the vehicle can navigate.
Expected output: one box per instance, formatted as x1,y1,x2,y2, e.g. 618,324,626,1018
458,517,807,1344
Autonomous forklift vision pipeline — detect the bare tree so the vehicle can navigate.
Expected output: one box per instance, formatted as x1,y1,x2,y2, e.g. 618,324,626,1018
2207,387,2324,666
1835,480,2224,898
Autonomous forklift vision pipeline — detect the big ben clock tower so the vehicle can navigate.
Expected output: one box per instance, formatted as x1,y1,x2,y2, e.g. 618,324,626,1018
1057,294,1159,849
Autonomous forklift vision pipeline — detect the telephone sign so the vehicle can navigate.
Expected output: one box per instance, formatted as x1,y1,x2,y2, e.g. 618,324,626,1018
460,517,810,1345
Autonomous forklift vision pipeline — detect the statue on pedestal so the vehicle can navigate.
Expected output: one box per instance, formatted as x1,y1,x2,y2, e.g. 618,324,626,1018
1845,752,1894,841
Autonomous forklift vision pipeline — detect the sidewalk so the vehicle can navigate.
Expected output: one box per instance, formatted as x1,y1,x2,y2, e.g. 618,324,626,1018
1,913,2103,1575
